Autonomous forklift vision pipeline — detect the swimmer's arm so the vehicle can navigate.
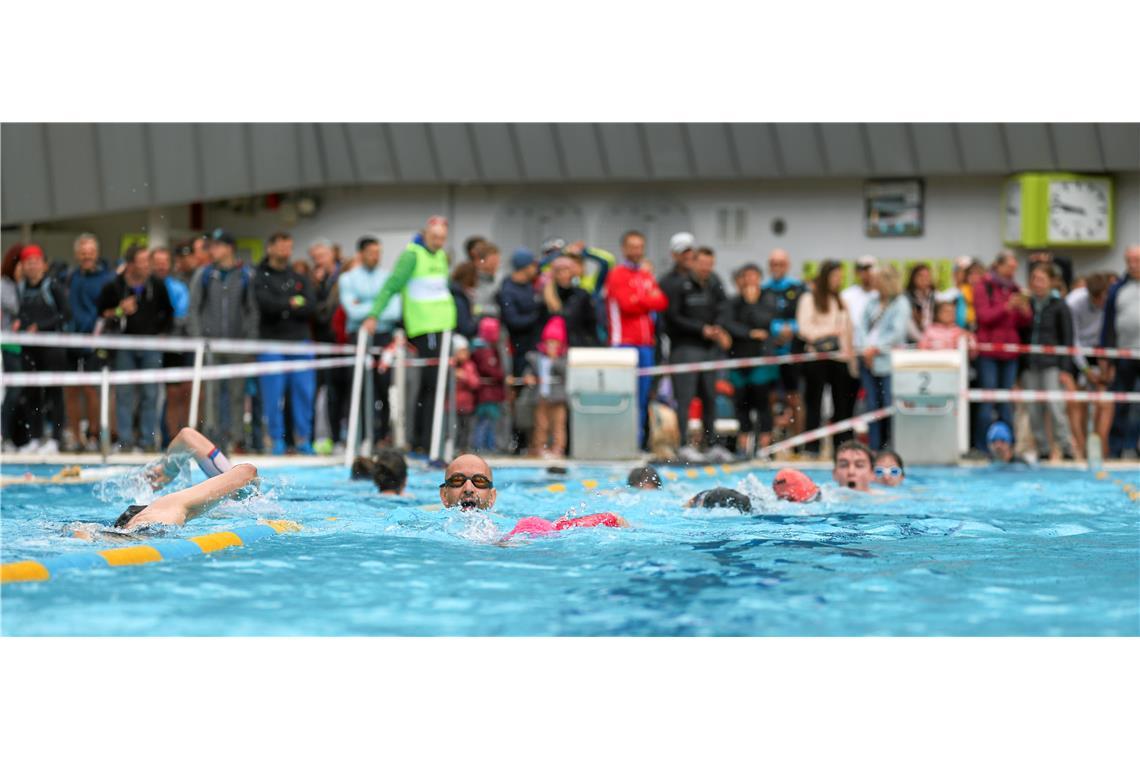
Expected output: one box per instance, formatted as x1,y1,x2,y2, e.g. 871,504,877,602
149,428,233,488
128,464,258,529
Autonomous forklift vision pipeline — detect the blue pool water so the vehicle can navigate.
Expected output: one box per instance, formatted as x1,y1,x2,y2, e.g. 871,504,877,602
1,461,1137,635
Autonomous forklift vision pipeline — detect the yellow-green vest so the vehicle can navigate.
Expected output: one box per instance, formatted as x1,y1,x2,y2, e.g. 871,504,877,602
403,241,457,338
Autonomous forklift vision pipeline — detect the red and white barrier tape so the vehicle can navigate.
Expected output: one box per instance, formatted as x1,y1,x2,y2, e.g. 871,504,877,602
965,389,1140,403
975,342,1137,360
0,330,389,357
754,407,895,459
1,356,357,387
639,349,851,377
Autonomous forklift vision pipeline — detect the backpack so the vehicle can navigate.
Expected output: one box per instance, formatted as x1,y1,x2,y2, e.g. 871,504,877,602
198,263,250,311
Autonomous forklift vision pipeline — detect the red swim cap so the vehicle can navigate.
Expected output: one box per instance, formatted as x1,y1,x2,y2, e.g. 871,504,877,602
505,516,556,538
772,469,820,503
554,512,624,530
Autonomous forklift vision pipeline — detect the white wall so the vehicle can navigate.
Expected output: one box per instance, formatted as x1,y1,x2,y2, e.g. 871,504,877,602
9,173,1137,283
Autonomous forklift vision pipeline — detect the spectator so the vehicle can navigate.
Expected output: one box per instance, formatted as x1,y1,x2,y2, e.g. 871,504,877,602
309,239,348,452
451,334,480,451
173,241,198,285
919,294,976,352
498,248,542,376
720,262,778,455
1027,249,1073,293
189,235,210,271
2,246,27,449
450,261,480,340
1099,245,1140,458
663,246,731,459
656,231,697,357
464,235,487,262
471,242,501,321
605,229,668,447
471,317,506,452
362,216,457,454
905,262,937,341
973,250,1032,452
958,259,985,330
524,318,569,459
796,259,856,456
558,239,616,297
1020,263,1075,460
339,235,402,446
542,255,598,348
151,245,192,445
188,229,257,452
63,233,112,452
17,245,72,454
1066,272,1113,460
857,266,913,450
254,231,318,455
841,255,877,333
97,243,173,452
761,248,808,443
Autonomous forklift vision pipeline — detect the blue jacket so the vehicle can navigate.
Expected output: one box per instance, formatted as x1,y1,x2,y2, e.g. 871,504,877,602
66,260,113,333
164,276,190,320
856,293,911,376
497,277,544,354
339,264,401,334
1100,273,1136,349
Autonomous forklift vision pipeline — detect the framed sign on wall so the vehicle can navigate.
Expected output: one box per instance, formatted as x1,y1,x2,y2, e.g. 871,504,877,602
864,178,924,238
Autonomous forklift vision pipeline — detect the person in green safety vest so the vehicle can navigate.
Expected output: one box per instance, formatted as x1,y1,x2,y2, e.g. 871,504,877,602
363,216,457,452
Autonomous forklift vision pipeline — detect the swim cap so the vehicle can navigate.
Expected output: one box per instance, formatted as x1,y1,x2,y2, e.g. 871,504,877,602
627,466,662,489
986,421,1013,446
687,488,752,512
772,469,820,503
505,517,557,538
554,512,625,530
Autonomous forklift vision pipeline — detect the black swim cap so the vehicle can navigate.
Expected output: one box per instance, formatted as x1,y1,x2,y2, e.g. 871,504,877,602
113,505,147,529
627,466,662,489
688,488,752,512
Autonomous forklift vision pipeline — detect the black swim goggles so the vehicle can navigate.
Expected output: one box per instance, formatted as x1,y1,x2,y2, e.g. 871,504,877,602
439,473,494,489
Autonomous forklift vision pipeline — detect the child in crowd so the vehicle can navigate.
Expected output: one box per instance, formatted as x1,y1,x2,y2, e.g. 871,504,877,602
525,318,569,459
472,318,506,452
873,449,905,487
451,335,481,452
919,294,977,354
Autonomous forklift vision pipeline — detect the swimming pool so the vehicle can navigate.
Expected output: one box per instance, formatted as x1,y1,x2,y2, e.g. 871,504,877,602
1,460,1136,635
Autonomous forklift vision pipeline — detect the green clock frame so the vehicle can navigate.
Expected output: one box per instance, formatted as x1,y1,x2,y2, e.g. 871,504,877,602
1003,172,1115,249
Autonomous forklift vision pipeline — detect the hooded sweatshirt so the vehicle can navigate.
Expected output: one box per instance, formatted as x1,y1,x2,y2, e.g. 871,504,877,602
66,260,113,333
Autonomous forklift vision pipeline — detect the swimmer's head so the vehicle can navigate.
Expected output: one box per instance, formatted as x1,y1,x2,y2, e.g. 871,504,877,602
986,421,1014,462
772,469,820,502
873,449,905,487
113,505,147,529
372,448,408,495
627,466,662,490
833,441,874,492
350,456,375,480
440,453,496,511
685,488,752,513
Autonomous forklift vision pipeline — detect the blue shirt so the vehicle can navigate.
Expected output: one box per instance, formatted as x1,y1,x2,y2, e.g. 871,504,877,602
164,276,190,320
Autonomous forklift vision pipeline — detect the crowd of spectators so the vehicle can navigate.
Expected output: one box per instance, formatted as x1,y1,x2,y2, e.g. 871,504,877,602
2,222,1138,464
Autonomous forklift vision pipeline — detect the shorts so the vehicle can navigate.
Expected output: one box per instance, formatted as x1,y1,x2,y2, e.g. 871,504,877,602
69,347,109,372
163,351,193,370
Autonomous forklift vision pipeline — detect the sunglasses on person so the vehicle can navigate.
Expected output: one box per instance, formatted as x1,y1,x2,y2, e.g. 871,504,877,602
439,473,494,489
874,466,902,478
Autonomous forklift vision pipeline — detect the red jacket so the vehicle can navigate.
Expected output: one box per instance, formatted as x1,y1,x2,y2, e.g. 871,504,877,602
472,346,506,404
974,272,1032,360
453,359,481,415
605,262,668,347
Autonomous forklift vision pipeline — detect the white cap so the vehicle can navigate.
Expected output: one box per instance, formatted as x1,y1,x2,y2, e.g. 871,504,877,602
855,255,876,269
670,232,696,254
451,335,469,352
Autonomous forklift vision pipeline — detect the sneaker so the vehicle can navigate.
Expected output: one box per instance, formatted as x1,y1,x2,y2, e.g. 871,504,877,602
295,443,315,456
677,445,707,464
37,439,60,455
313,437,333,456
2,440,17,453
17,439,42,454
706,445,734,464
271,441,287,456
62,430,81,453
84,437,101,452
331,442,346,457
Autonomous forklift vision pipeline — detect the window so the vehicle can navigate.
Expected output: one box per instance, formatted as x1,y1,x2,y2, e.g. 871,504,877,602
716,207,748,244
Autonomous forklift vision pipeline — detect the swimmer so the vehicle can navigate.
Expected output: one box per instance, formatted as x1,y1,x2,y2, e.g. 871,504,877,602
684,487,752,512
986,421,1030,466
771,468,820,502
833,441,874,492
627,465,663,490
873,449,906,487
371,448,408,495
75,428,257,537
437,454,627,536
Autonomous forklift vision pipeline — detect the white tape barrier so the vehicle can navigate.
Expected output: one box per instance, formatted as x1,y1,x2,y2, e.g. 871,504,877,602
2,356,356,387
975,342,1137,360
754,407,895,460
965,389,1140,403
640,349,852,377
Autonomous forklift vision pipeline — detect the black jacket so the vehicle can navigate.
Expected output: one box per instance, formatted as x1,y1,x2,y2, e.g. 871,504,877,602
719,296,775,359
96,274,173,336
550,284,599,348
17,275,71,332
662,273,728,351
254,262,316,342
449,282,479,340
1021,294,1073,370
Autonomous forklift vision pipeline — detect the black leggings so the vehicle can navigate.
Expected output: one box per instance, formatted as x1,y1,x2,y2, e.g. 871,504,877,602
802,360,857,453
409,332,444,451
736,382,774,434
21,346,67,443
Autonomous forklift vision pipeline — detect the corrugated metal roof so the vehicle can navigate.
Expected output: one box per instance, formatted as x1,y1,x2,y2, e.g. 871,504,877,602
3,123,1137,225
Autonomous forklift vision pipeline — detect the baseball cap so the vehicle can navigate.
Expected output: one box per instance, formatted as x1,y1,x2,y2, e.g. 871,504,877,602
451,334,469,352
511,248,536,271
954,255,973,270
209,228,236,247
19,244,45,262
986,421,1014,446
669,232,696,254
855,255,876,270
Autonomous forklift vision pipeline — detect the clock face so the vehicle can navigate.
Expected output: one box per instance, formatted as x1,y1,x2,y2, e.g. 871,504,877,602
1047,178,1111,244
1004,181,1022,243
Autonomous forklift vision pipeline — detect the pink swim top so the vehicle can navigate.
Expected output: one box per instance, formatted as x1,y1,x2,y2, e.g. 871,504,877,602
505,512,624,538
